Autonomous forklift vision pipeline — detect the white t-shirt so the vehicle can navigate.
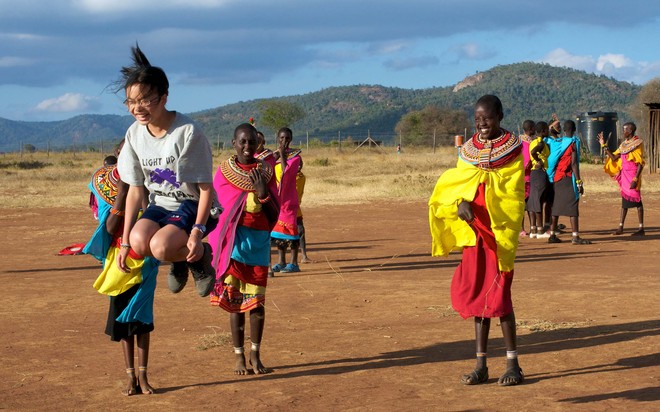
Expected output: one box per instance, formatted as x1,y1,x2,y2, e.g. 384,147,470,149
118,112,214,211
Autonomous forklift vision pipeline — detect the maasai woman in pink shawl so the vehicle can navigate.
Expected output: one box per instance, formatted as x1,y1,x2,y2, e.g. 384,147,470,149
208,123,279,375
599,122,645,236
270,127,303,273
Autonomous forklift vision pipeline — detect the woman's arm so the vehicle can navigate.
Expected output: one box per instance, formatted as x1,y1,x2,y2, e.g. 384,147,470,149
116,185,143,272
186,183,212,262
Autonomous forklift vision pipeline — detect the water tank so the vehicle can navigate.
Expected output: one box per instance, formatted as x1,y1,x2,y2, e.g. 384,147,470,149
576,112,618,155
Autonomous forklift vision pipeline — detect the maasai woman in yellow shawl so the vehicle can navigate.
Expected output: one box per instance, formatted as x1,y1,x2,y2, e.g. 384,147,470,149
598,122,645,236
429,95,525,386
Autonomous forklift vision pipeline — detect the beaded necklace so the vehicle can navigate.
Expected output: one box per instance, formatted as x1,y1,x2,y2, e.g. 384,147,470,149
220,155,274,191
618,136,642,155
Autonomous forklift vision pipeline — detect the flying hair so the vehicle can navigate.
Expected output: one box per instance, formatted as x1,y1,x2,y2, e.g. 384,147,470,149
112,43,169,97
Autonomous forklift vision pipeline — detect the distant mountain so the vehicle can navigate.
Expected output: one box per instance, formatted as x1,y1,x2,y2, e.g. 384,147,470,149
0,62,640,152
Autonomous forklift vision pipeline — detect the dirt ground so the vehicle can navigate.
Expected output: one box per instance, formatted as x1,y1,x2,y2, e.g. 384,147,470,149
1,191,659,411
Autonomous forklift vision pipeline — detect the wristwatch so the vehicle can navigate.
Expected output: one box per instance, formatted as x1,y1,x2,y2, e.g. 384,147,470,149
192,224,206,235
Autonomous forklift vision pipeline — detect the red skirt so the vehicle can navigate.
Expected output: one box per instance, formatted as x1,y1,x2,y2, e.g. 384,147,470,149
451,184,514,319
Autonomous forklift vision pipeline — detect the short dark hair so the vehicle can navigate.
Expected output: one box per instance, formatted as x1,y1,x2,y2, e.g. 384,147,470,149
535,121,548,135
234,122,257,138
522,120,535,133
278,127,293,137
563,120,576,134
475,95,503,116
623,122,637,133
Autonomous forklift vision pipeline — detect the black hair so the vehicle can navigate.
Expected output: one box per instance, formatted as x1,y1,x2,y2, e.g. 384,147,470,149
535,121,549,135
563,120,576,135
278,127,293,137
475,95,503,116
623,122,637,133
522,120,535,133
103,155,118,166
234,122,258,138
113,44,169,97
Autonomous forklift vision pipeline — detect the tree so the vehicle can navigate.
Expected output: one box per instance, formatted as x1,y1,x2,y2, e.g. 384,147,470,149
629,78,660,138
395,106,470,146
257,100,306,133
23,143,36,153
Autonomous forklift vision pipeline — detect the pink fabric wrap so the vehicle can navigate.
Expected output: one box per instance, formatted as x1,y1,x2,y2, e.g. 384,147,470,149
207,165,279,280
617,153,642,203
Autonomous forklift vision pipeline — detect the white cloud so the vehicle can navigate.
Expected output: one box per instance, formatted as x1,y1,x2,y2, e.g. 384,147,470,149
383,56,438,71
34,93,100,113
452,43,496,61
73,0,231,13
540,48,660,84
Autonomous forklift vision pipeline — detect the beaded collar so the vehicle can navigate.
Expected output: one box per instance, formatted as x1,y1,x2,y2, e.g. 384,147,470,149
220,155,274,191
618,136,643,155
255,149,273,161
92,165,119,205
278,148,302,163
460,129,521,170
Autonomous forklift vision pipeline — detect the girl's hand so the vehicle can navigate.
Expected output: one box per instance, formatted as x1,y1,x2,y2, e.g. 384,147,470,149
457,201,475,225
249,168,268,199
186,234,203,262
116,246,131,273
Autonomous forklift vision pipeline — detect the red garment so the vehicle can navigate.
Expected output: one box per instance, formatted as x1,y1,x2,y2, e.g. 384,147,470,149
450,184,514,319
553,144,574,183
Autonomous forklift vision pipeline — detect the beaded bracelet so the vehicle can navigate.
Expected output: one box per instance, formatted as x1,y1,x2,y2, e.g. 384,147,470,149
110,208,125,216
120,243,131,249
257,194,271,204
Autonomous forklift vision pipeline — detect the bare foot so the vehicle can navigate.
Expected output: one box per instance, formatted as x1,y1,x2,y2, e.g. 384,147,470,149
250,350,269,375
123,372,139,396
300,256,313,264
234,353,249,375
137,368,154,394
612,228,624,235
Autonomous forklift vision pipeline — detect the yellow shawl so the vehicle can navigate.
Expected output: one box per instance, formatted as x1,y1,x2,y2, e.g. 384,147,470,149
428,153,525,272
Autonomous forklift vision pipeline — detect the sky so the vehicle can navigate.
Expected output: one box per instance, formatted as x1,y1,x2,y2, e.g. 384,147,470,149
1,0,660,122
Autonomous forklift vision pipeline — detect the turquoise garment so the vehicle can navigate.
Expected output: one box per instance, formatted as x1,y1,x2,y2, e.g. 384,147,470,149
84,171,159,325
544,135,581,198
231,226,271,267
82,179,113,261
115,257,158,324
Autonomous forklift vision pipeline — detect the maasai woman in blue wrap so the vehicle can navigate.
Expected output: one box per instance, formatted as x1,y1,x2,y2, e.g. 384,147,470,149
84,157,159,396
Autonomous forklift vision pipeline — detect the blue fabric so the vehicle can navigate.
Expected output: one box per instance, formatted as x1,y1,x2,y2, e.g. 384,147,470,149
270,231,300,241
231,226,271,267
115,257,159,324
83,173,159,325
82,180,113,261
544,135,581,198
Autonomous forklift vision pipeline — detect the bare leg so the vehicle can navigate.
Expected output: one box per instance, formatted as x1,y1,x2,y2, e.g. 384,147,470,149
613,208,627,235
290,244,299,266
277,246,287,267
300,231,311,263
499,312,524,386
231,313,248,375
137,333,154,394
121,337,138,396
632,206,645,236
249,306,268,374
461,317,490,385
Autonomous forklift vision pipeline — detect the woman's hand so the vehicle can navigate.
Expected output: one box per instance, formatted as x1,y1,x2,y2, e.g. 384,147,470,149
597,132,605,146
249,168,268,199
457,201,475,225
116,245,131,273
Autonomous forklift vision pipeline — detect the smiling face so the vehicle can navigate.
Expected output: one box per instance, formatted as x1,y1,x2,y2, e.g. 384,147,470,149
474,103,503,140
125,83,167,125
233,128,258,164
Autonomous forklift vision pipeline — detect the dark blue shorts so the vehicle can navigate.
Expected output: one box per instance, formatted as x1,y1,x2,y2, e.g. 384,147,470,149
140,200,218,237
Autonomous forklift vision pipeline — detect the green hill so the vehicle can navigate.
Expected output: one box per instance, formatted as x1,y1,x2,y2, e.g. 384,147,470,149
0,62,640,152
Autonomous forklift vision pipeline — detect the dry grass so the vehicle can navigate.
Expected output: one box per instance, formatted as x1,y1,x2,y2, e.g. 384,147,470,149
1,147,657,209
195,327,232,351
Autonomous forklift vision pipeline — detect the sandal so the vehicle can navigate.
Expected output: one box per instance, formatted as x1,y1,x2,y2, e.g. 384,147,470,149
571,237,592,245
498,367,524,386
548,234,562,243
460,367,488,385
631,229,645,237
271,263,284,272
280,263,301,273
